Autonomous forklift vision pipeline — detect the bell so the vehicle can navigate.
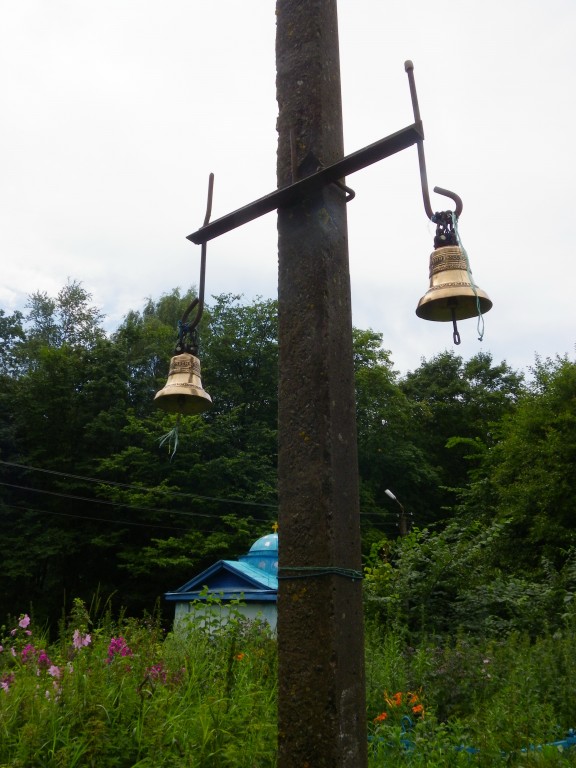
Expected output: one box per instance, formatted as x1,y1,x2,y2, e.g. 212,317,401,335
154,353,212,416
416,245,492,322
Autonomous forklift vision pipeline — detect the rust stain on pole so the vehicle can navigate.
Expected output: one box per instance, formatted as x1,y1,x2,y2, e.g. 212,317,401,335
276,1,367,766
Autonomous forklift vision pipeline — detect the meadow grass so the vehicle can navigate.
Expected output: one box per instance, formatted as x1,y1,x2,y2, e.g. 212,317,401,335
1,601,576,766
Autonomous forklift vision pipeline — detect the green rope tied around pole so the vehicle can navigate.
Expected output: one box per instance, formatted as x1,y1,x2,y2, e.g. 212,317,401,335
452,212,485,341
278,566,363,582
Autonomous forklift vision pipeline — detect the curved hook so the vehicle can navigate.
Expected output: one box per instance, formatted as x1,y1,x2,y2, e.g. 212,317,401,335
177,174,214,352
404,61,463,220
176,173,214,353
434,186,463,219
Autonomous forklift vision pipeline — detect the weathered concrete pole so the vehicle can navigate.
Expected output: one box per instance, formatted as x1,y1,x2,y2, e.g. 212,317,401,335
276,2,368,766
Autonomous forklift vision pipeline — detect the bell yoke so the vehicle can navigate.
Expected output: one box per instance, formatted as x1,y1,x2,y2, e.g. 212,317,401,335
154,61,492,416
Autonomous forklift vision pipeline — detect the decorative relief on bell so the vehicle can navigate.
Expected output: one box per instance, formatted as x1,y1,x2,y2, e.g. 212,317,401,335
154,353,212,416
416,246,492,323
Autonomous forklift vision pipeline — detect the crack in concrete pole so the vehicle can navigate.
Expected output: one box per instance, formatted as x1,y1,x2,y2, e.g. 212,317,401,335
275,1,368,766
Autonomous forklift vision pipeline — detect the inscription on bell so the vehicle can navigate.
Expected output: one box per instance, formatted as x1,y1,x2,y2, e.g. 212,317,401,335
169,358,201,376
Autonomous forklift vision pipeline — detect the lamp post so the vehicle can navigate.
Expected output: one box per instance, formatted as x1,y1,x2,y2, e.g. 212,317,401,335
155,2,492,765
385,488,411,537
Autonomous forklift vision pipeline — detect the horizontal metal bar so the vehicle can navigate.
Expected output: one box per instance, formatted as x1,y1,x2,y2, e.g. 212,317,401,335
187,122,423,244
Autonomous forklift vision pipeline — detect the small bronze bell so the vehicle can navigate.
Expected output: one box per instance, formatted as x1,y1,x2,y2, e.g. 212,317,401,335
416,245,492,322
154,353,212,416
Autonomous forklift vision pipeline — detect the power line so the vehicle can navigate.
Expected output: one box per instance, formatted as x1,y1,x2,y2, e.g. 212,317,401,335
0,459,278,510
0,460,396,523
0,501,190,532
0,481,269,522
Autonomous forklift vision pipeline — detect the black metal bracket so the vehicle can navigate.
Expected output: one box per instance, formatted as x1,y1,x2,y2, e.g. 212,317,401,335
187,122,423,245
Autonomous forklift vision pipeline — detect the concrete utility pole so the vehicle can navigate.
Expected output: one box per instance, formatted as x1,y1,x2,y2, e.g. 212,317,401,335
181,9,481,767
275,2,368,766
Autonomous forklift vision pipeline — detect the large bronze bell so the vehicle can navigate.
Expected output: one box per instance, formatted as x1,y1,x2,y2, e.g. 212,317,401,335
154,353,212,416
416,245,492,322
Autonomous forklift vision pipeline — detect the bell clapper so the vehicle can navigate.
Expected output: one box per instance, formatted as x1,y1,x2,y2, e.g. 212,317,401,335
448,300,461,345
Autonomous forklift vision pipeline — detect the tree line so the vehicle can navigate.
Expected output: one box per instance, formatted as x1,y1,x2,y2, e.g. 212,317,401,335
0,280,574,636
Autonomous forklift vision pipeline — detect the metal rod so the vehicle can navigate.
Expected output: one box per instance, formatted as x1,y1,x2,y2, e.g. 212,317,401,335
180,173,215,333
187,123,422,244
404,60,463,220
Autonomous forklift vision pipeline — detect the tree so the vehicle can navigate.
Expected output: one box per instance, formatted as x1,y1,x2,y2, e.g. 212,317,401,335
486,356,576,568
25,280,105,358
352,329,440,537
0,309,25,377
399,351,523,520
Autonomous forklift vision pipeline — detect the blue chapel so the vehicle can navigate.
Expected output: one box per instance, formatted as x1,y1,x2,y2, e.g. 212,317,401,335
165,532,278,630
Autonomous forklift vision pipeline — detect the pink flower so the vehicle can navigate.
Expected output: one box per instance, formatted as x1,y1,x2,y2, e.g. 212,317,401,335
38,650,51,668
147,663,167,684
19,614,31,629
48,665,61,678
72,629,91,649
21,643,36,662
1,674,15,693
106,636,132,663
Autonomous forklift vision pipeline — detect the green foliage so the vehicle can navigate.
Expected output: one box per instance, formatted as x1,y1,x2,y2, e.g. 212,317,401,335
3,605,576,766
365,623,576,766
400,350,524,520
2,277,575,661
353,329,440,538
0,602,278,768
488,356,576,567
364,518,576,639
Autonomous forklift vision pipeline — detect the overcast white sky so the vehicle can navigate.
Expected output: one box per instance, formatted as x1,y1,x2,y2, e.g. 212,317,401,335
2,1,575,376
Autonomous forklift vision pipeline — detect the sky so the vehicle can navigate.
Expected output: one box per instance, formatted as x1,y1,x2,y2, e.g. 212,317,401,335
2,0,575,377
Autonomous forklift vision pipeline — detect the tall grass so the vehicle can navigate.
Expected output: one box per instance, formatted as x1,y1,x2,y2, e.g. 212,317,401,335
1,601,576,766
0,600,277,767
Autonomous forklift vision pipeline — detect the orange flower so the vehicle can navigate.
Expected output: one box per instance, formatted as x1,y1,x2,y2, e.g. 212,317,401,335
412,703,424,715
374,712,388,723
234,652,245,661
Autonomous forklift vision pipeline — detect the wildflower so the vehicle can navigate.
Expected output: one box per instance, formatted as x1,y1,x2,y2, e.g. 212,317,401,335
235,652,246,661
385,691,403,708
37,650,51,669
19,614,31,630
72,629,91,649
48,665,61,678
412,703,424,716
1,674,15,693
21,643,36,662
374,712,388,723
147,663,167,683
106,636,132,663
46,679,62,700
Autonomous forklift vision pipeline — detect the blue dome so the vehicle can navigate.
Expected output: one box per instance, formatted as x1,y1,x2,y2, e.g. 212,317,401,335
240,532,278,575
249,533,278,554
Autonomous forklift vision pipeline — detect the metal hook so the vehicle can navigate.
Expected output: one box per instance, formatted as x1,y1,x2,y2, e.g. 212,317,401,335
177,173,214,352
404,61,463,221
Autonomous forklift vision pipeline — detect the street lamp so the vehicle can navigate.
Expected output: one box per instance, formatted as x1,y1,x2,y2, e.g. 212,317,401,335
385,488,411,537
155,5,492,764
